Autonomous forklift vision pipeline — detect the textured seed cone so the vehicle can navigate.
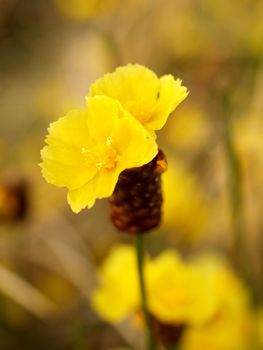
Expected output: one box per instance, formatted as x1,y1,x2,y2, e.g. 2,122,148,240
152,317,185,348
109,150,167,234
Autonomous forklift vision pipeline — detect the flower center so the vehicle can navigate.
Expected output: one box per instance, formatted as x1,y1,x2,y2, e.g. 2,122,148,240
81,137,118,170
126,101,152,124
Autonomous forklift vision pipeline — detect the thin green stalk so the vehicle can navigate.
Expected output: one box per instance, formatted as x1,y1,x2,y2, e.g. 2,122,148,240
221,60,262,303
165,344,179,350
222,104,255,299
223,112,244,261
135,235,157,350
71,316,87,350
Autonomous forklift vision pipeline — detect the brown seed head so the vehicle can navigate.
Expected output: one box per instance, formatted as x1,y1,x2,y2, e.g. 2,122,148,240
109,150,167,234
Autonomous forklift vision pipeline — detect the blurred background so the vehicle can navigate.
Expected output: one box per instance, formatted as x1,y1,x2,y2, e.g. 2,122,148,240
0,0,263,349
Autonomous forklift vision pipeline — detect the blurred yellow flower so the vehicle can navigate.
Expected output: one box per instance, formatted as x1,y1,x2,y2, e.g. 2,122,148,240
257,309,263,349
40,95,157,213
146,250,217,326
181,313,253,350
91,245,140,322
181,255,253,350
55,0,118,21
88,64,188,134
92,247,219,327
162,159,210,242
164,105,211,154
91,245,256,350
192,255,251,317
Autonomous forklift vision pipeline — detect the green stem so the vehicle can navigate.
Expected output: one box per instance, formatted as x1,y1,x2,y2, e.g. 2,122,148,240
222,102,255,298
167,346,178,350
135,235,157,350
71,315,87,350
220,59,263,303
223,112,244,260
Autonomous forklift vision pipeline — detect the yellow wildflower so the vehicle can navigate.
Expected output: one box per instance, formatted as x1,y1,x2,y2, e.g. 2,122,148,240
146,250,217,326
164,104,211,154
91,245,254,349
181,313,253,350
192,255,251,317
88,64,188,133
257,309,263,349
91,245,140,322
162,159,210,242
181,255,253,350
40,96,157,213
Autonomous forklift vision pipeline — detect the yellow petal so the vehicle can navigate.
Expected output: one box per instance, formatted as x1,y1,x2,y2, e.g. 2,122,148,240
85,96,120,142
40,109,97,189
91,245,139,322
89,64,159,107
47,109,92,148
147,75,189,130
146,250,217,325
40,156,97,190
112,111,158,168
88,64,159,124
88,64,188,131
67,178,98,213
67,165,123,213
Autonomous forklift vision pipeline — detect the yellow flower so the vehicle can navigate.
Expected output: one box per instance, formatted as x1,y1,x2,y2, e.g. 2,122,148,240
256,309,263,349
164,104,211,154
192,255,251,317
40,96,157,213
88,64,188,133
91,245,140,322
146,251,217,326
181,312,253,350
91,245,254,349
181,255,253,350
162,159,210,242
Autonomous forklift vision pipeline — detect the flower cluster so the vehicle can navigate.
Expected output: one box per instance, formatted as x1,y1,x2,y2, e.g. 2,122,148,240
40,64,188,212
91,245,255,349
